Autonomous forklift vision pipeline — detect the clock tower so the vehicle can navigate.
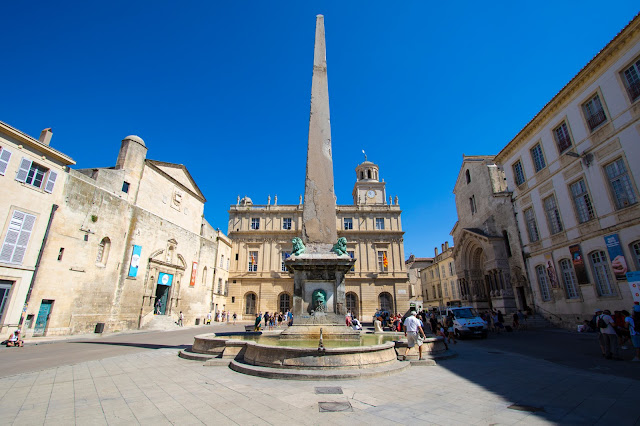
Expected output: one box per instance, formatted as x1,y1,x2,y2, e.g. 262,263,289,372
352,159,386,205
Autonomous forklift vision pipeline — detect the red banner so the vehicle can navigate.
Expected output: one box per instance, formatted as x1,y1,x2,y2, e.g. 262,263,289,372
190,261,198,286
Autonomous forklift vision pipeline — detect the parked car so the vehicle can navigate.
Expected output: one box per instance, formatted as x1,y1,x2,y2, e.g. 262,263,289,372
439,306,488,338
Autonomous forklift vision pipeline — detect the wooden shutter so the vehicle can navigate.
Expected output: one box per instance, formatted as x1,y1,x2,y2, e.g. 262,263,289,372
44,170,58,193
0,210,36,264
0,148,11,176
15,158,32,183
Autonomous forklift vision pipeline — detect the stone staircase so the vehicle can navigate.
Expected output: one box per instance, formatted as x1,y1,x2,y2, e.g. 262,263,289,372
523,313,554,329
143,314,181,331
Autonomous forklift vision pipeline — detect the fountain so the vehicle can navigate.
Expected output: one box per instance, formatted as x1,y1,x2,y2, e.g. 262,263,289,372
181,15,449,379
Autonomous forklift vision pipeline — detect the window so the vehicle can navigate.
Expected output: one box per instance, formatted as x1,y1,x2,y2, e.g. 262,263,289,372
605,159,637,209
202,267,207,286
450,282,456,299
553,122,572,153
348,250,355,271
245,293,256,315
217,279,223,294
570,179,595,223
631,241,640,269
57,248,64,261
524,208,539,242
449,262,454,276
0,280,12,321
469,195,477,215
503,230,512,257
346,292,358,317
279,293,291,312
251,218,260,230
543,195,563,234
379,292,393,312
227,259,230,270
443,281,449,297
15,158,58,193
535,265,552,301
122,181,130,193
441,265,445,277
530,143,546,172
375,218,385,230
344,218,353,230
96,237,111,265
0,147,12,175
282,218,292,230
0,210,36,265
559,259,579,299
465,169,471,184
220,255,224,268
513,160,525,186
590,250,616,297
248,251,258,272
377,251,388,272
621,58,640,102
583,94,607,130
281,252,290,272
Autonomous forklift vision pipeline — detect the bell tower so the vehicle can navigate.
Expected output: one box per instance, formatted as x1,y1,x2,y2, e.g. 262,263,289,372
352,158,386,205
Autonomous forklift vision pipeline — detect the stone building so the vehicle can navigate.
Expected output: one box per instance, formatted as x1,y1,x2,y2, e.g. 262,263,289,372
451,156,530,313
18,134,224,336
405,254,433,305
494,14,640,327
421,243,460,311
0,122,75,336
226,158,408,321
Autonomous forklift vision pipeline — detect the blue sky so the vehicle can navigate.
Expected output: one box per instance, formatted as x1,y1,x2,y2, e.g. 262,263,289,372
3,2,638,258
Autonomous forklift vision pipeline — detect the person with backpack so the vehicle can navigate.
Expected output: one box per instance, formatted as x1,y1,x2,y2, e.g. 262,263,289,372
625,308,640,362
599,309,620,359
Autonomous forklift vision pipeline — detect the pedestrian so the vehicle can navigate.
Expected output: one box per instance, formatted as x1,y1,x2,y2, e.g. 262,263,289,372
254,312,262,331
512,312,520,330
264,312,270,330
623,309,640,362
599,309,620,359
402,311,427,361
429,313,438,335
446,313,457,344
155,298,161,315
206,312,212,325
436,322,449,350
178,311,184,327
6,330,24,347
233,312,237,325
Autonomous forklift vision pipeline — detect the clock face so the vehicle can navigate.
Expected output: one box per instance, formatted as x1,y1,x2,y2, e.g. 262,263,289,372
366,190,376,199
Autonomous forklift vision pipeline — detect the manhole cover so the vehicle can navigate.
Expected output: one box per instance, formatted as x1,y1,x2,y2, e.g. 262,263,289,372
508,404,545,413
319,402,352,412
315,387,343,395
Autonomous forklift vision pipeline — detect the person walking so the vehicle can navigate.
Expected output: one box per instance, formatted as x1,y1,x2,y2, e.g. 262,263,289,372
254,312,262,331
178,311,184,327
232,312,237,325
446,313,457,344
599,309,620,359
403,311,427,361
624,309,640,362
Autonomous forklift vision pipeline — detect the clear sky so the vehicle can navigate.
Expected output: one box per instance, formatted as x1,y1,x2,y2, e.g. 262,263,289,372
3,2,638,258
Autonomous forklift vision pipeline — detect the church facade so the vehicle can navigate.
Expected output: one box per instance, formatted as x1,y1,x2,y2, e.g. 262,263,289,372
226,159,409,321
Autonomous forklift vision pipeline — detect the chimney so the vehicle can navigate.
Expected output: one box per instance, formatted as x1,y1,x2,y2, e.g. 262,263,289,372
441,243,445,253
39,128,53,146
445,241,449,250
434,247,438,256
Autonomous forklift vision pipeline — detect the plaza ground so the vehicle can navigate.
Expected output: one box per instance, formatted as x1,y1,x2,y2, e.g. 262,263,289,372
0,323,638,425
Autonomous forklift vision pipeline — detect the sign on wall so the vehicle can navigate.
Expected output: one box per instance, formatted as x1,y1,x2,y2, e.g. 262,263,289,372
569,244,589,284
157,272,174,287
128,245,142,277
190,262,198,286
627,271,640,303
604,234,628,281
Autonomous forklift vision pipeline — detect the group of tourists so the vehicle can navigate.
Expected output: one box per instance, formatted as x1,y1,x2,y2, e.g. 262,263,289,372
205,311,237,325
254,311,293,331
590,304,640,361
3,329,24,347
345,312,362,330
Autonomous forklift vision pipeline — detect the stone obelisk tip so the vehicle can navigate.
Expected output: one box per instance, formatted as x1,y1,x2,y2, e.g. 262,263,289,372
302,15,337,251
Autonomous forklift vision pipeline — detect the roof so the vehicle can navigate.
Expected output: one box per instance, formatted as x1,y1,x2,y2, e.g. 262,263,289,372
0,120,75,165
146,160,206,203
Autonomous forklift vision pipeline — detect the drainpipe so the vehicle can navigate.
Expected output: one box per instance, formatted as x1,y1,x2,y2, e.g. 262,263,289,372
19,204,58,329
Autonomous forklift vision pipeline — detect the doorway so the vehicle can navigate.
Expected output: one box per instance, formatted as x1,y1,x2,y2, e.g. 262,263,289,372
516,286,529,311
155,285,170,315
33,300,54,336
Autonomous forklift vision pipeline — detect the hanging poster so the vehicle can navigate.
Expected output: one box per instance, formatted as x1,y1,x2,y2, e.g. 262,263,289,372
604,234,628,280
569,244,589,284
627,271,640,303
128,245,142,277
157,272,174,286
544,253,559,288
190,261,198,286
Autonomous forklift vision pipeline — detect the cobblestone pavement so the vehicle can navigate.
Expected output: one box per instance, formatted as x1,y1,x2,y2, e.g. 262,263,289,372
1,337,638,425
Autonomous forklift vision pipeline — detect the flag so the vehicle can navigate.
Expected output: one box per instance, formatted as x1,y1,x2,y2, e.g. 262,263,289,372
383,252,388,268
251,254,255,264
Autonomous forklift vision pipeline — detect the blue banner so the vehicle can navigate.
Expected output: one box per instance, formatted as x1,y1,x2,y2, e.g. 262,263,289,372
128,245,142,277
604,234,628,281
157,272,173,287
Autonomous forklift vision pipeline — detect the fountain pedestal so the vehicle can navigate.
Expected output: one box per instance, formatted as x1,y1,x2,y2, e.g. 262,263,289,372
281,252,359,340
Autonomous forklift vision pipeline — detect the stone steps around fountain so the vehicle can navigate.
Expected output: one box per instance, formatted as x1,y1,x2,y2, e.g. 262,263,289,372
228,358,410,380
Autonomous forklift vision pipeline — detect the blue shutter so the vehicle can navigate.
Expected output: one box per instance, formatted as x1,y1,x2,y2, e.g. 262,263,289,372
15,158,31,183
44,170,58,193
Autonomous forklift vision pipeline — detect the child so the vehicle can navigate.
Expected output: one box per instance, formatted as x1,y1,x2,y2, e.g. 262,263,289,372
436,323,449,350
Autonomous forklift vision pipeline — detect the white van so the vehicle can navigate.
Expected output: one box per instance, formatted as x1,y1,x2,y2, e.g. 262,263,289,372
441,306,488,338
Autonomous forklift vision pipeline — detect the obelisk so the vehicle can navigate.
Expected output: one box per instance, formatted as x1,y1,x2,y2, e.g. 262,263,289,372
302,14,337,252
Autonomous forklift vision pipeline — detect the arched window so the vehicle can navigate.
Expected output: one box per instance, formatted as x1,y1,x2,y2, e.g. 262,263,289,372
558,259,578,299
245,293,257,315
346,292,358,318
379,292,393,312
465,169,471,183
590,250,616,296
279,293,291,312
96,237,111,265
367,169,372,179
360,171,364,180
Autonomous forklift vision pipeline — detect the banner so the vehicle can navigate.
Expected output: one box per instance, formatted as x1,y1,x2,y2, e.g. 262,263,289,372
157,272,174,287
544,253,559,288
604,234,628,281
569,244,589,284
128,245,142,277
627,271,640,303
190,262,198,286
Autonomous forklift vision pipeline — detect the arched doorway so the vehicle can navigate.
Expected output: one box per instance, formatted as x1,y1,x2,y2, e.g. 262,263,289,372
278,293,291,313
379,292,393,313
244,292,257,315
346,292,359,319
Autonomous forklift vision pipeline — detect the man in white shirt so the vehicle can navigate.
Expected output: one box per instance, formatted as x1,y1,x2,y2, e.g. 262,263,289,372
403,311,426,361
600,309,619,359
